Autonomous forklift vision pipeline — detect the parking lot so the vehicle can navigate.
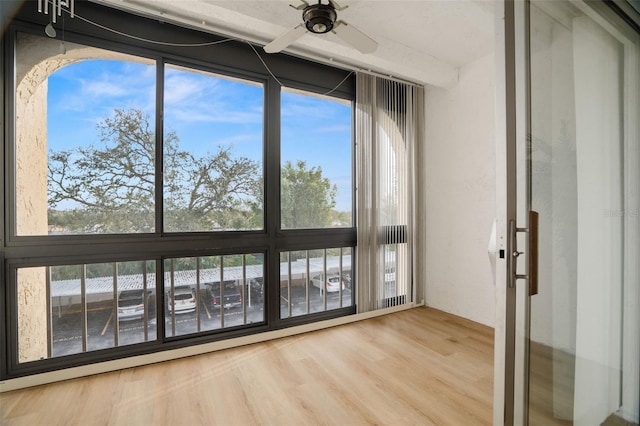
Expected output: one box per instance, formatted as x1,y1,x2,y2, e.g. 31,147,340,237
50,285,353,357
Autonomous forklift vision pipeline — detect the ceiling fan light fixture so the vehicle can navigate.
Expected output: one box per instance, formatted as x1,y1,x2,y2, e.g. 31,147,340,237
264,0,378,54
303,4,337,34
44,22,57,38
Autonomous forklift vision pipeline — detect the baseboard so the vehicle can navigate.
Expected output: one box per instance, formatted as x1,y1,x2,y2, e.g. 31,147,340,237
0,302,419,393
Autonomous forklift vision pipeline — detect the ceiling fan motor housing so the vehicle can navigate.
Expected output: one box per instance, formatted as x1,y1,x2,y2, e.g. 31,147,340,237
303,3,337,34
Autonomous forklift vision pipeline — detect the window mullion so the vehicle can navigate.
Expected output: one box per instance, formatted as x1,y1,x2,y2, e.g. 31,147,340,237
156,259,165,342
155,59,165,236
113,263,119,347
242,255,247,325
266,77,281,327
155,61,165,344
196,257,201,333
142,261,149,341
46,266,53,358
220,257,225,329
287,252,292,318
81,264,87,353
170,259,176,337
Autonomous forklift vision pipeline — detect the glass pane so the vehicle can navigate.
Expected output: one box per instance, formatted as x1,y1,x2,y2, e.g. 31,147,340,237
15,33,156,235
279,251,292,319
307,248,326,314
281,88,353,229
163,65,264,232
279,247,353,319
17,261,156,363
282,250,310,318
115,261,156,346
528,2,640,424
325,247,353,310
49,265,83,357
86,263,116,352
164,254,264,338
340,247,354,308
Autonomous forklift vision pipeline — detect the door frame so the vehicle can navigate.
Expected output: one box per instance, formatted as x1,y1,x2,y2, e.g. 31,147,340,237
493,0,527,424
495,1,640,425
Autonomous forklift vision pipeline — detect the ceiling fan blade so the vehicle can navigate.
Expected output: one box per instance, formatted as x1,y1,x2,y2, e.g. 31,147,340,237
333,21,378,54
289,1,309,11
264,24,307,53
328,0,348,11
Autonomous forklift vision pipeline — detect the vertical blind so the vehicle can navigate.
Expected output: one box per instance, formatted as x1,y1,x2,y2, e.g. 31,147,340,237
355,73,425,312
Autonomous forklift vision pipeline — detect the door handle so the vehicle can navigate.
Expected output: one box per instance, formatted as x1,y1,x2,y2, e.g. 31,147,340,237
509,210,539,296
528,211,539,296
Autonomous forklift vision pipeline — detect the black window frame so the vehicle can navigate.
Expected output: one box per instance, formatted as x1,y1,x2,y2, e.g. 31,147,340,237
1,0,356,380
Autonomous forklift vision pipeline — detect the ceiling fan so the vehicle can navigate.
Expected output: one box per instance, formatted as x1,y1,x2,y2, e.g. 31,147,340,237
263,0,378,54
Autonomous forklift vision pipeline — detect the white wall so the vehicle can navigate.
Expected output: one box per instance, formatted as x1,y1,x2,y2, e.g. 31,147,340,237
424,53,496,327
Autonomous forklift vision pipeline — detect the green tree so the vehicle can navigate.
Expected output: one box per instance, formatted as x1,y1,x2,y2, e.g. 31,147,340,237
281,160,337,229
48,109,158,232
164,144,259,232
48,108,260,233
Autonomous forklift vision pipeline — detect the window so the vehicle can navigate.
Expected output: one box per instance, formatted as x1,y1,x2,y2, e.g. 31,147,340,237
163,65,264,232
3,2,356,381
279,247,353,318
281,88,353,229
164,254,265,338
17,261,156,363
15,35,156,236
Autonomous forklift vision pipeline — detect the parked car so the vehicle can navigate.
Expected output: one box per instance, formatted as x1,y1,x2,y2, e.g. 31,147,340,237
343,272,352,289
246,277,264,304
206,280,243,309
117,289,145,321
168,286,196,314
310,275,346,294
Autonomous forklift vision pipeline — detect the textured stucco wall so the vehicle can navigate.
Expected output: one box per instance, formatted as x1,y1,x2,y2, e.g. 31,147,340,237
16,54,49,236
17,268,48,363
15,34,53,362
424,53,497,327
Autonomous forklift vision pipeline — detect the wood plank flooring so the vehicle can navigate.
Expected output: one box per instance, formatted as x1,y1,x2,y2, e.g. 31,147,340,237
528,341,573,426
0,307,494,426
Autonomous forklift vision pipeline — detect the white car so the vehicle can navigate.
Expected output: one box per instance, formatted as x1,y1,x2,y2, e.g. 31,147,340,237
168,286,196,314
117,290,146,321
310,275,346,294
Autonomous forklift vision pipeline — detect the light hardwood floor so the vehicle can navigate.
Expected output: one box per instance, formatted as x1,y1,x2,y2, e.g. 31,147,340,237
0,307,494,426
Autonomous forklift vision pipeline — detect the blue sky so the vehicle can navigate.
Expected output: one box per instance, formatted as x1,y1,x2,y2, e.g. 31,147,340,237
48,60,353,211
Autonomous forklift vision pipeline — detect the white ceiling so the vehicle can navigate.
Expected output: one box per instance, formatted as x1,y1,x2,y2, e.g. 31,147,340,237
93,0,496,88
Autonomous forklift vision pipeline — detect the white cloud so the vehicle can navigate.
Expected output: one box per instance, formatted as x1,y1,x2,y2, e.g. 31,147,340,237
164,72,263,124
317,124,351,133
281,101,336,119
81,80,129,97
211,133,261,146
169,108,262,124
164,73,218,105
51,63,155,114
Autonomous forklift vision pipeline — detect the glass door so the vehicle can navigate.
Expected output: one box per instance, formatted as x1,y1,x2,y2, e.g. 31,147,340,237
522,1,640,425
